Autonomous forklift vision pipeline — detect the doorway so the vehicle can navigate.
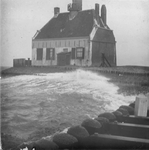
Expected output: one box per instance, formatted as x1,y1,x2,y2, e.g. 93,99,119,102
57,52,71,66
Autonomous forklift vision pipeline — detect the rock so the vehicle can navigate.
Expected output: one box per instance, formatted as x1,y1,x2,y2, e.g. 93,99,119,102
119,105,134,115
34,138,59,150
94,117,109,125
53,133,78,149
67,125,89,138
117,108,129,116
94,117,109,134
81,118,102,135
129,102,135,108
98,112,116,122
112,111,123,117
81,118,102,128
67,125,89,149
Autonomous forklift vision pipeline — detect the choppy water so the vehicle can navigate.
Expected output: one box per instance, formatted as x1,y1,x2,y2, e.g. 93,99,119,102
1,69,135,140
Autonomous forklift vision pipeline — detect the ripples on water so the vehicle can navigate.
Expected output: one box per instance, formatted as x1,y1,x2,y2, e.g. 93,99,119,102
1,69,135,140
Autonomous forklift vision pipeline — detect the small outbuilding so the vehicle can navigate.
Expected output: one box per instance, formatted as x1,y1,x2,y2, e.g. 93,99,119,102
32,0,116,67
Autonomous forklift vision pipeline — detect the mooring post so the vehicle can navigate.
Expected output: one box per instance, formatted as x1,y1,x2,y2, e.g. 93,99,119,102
135,95,148,117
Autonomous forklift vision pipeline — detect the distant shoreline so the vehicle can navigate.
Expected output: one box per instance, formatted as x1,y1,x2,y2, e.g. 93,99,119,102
1,66,149,77
0,66,11,72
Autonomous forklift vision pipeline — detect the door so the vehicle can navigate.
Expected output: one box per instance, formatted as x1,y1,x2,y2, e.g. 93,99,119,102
57,52,70,66
66,53,70,65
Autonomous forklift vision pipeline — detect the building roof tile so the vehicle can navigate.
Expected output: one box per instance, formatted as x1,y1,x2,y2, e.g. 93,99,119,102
34,10,95,40
93,28,115,43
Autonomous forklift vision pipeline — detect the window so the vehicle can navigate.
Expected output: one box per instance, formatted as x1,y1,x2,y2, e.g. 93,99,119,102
37,48,43,60
76,47,85,59
46,48,55,60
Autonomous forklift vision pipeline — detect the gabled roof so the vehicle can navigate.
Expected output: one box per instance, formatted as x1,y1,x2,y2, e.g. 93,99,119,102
34,8,113,40
34,10,95,40
93,28,115,43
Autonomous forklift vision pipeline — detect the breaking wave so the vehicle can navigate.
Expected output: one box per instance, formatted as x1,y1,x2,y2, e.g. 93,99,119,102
1,69,135,139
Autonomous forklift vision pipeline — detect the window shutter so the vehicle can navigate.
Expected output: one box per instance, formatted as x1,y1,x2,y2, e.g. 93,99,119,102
82,48,85,59
71,48,76,59
52,49,55,60
37,48,43,60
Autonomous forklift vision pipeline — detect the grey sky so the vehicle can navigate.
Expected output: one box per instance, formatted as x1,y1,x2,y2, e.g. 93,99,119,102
1,0,149,66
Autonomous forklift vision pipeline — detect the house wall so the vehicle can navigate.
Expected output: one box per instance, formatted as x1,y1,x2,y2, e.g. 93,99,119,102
105,43,116,66
91,41,102,66
32,38,91,66
91,41,116,66
91,27,116,67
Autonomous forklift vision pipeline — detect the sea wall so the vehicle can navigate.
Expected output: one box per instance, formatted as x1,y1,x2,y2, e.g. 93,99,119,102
16,97,149,150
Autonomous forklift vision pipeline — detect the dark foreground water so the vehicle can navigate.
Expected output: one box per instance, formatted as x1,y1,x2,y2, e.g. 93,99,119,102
1,69,135,141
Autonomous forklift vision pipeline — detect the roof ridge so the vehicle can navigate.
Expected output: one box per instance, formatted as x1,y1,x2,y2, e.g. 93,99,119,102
55,9,94,16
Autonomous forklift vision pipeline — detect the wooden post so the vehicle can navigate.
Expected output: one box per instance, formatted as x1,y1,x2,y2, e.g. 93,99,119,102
135,95,148,117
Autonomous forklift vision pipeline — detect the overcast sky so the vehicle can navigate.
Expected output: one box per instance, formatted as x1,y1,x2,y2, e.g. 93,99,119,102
1,0,149,66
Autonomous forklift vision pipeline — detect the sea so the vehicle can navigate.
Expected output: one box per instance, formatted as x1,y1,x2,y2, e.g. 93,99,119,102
1,69,136,141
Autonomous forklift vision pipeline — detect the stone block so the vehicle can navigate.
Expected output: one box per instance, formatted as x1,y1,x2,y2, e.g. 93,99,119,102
135,95,148,117
119,105,134,115
53,133,77,149
81,118,102,135
98,112,116,122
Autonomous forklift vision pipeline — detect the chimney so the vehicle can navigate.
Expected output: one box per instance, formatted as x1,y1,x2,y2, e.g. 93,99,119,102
95,3,99,16
101,5,107,25
68,0,82,20
72,0,82,11
54,7,60,17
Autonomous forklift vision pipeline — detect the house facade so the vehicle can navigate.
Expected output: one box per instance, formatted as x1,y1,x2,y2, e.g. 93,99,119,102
32,0,116,67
